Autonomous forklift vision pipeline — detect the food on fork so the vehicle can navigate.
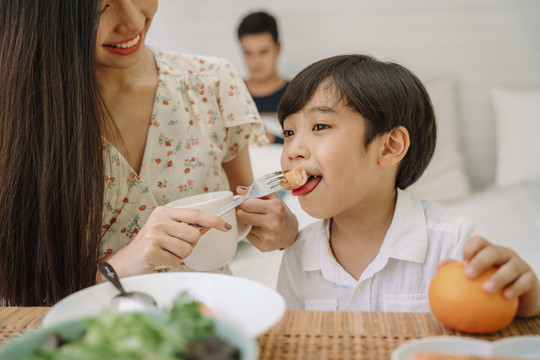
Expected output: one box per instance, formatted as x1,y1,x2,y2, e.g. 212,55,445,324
282,165,308,190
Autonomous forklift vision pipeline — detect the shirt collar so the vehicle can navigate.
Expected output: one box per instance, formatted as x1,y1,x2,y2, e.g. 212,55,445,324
380,188,428,264
303,218,332,272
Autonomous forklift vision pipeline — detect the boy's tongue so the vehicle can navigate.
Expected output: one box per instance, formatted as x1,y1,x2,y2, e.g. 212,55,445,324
292,176,321,196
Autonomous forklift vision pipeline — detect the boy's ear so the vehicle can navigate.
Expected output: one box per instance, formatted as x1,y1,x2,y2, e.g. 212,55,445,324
378,126,410,168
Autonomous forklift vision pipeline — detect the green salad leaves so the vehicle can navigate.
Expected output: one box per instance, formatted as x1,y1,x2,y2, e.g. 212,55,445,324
28,292,239,360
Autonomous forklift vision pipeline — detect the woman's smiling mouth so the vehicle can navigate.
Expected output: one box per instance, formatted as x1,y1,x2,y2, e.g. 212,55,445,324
103,33,142,56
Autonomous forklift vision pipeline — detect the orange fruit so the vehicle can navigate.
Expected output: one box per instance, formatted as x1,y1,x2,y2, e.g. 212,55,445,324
428,261,518,334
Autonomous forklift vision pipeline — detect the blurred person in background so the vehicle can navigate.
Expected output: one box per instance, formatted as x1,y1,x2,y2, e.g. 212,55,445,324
237,11,288,144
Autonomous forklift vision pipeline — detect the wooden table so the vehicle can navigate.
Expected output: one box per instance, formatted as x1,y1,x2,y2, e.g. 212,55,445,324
1,307,539,359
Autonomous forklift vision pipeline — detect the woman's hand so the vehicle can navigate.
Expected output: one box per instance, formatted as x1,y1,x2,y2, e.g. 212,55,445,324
440,236,540,317
235,186,298,251
98,206,231,281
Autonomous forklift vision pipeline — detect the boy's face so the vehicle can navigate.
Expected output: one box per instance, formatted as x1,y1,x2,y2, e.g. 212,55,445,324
240,32,280,82
281,85,388,219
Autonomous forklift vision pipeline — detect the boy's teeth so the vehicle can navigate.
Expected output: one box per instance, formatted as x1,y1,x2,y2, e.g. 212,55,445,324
113,35,140,48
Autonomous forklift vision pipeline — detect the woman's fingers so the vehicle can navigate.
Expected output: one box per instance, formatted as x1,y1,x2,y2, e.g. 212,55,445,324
237,198,297,252
125,206,233,270
244,226,274,251
151,247,187,269
158,239,195,267
162,220,201,243
235,187,299,251
237,194,282,214
157,206,232,232
134,222,199,270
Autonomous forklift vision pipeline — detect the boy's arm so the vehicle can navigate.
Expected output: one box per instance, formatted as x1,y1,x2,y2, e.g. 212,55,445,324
461,236,540,317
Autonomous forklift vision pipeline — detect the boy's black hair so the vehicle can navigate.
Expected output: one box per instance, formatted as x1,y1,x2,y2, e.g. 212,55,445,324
237,11,279,43
278,54,436,189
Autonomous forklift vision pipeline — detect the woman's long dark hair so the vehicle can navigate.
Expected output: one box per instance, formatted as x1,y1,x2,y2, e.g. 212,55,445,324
0,0,105,305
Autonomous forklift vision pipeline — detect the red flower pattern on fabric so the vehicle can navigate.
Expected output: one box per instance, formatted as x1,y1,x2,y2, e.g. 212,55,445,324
99,50,267,266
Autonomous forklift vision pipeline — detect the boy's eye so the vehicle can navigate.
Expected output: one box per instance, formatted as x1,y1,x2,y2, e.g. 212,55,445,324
313,124,329,131
283,129,294,138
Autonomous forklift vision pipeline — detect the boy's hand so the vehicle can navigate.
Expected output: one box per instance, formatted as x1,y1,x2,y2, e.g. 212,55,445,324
453,235,540,317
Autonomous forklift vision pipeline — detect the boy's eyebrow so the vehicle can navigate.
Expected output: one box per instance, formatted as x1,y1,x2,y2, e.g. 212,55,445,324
306,105,338,114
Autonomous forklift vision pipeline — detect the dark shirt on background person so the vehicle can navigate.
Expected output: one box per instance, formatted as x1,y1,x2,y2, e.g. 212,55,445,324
252,81,289,144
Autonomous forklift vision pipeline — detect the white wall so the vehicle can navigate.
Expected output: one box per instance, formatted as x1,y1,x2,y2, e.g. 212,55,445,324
147,0,540,189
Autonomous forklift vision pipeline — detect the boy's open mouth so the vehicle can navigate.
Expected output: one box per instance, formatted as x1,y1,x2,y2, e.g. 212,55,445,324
292,175,321,196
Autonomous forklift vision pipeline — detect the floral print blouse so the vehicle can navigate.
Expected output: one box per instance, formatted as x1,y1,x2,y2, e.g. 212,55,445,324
100,49,266,270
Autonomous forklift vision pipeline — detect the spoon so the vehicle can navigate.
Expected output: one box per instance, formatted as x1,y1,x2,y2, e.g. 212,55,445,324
97,262,158,313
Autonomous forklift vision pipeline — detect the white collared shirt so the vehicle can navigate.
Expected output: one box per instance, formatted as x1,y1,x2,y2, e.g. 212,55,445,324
277,189,482,312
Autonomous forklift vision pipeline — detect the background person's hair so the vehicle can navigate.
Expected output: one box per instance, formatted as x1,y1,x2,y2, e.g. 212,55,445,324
237,11,279,43
0,0,105,305
278,54,436,189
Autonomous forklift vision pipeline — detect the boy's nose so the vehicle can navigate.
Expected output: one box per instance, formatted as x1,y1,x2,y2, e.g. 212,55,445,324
285,137,310,161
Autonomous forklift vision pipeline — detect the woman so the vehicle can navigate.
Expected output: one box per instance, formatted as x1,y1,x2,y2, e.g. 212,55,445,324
0,0,298,306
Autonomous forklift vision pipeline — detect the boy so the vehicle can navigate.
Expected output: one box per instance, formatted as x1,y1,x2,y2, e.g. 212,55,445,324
237,11,288,143
276,55,540,316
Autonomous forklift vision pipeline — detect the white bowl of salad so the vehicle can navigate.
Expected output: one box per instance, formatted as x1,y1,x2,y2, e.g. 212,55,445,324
0,292,258,360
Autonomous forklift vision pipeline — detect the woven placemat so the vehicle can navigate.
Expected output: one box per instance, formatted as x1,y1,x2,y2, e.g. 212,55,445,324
0,307,48,345
257,311,540,360
2,308,539,359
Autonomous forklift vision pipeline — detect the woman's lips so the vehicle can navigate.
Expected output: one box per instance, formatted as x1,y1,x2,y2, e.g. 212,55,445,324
103,33,142,56
292,176,321,196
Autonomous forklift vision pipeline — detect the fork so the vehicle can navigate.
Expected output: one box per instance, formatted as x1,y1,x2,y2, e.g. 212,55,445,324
190,170,286,229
